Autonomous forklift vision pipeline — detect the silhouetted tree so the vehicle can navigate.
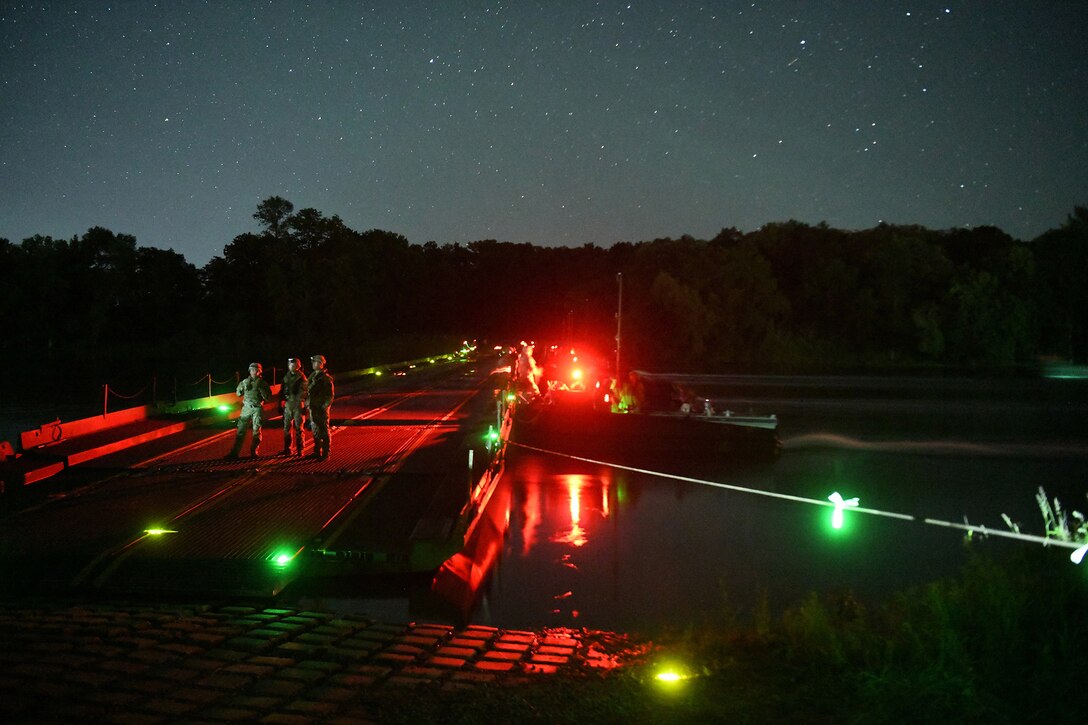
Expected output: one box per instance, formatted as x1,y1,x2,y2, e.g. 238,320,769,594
7,197,1087,394
1032,206,1088,361
253,196,295,238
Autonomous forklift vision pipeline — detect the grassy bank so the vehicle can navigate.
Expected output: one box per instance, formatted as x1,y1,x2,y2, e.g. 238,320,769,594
365,547,1088,723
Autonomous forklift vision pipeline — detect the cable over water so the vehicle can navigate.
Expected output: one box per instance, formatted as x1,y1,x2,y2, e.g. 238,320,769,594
508,441,1088,563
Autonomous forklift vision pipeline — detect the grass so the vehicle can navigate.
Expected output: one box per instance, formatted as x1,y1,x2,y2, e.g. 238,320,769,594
362,546,1088,723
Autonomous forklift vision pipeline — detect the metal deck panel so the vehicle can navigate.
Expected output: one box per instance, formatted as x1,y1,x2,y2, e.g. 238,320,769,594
0,468,260,559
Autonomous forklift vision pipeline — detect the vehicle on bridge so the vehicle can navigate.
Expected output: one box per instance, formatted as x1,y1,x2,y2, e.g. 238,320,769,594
506,346,781,463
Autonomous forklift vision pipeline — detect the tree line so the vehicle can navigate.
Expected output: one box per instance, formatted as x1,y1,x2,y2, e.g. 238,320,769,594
2,196,1086,400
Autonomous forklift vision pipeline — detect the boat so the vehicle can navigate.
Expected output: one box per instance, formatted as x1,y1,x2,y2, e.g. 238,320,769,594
508,380,781,463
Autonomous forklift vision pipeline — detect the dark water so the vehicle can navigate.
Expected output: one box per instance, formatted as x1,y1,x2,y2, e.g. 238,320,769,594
468,375,1088,632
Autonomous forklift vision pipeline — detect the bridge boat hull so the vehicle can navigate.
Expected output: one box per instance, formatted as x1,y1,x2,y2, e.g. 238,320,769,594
510,390,780,462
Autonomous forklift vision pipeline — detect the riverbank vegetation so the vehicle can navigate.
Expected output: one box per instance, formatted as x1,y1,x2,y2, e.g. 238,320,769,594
2,199,1086,398
366,547,1087,723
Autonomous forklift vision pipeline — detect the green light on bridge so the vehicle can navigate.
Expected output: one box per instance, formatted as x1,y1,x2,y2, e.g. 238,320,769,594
270,550,298,568
217,404,232,412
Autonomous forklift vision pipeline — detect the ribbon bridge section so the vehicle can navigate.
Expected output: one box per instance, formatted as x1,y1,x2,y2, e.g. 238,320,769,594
0,363,506,598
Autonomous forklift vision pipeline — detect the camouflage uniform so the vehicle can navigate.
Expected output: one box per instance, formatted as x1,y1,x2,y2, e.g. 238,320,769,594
227,363,273,458
280,360,309,456
308,355,335,460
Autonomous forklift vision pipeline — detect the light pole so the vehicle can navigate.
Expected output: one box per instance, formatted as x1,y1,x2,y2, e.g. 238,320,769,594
615,272,623,377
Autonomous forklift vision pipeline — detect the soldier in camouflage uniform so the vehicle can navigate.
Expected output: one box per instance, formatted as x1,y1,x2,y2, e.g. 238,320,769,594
280,357,308,456
225,362,273,459
307,354,335,460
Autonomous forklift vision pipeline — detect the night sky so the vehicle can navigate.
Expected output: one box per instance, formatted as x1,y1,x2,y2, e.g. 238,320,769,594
2,1,1086,266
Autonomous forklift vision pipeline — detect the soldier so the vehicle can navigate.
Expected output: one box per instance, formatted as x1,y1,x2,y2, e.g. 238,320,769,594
280,357,308,456
225,362,272,459
308,354,335,460
515,341,542,397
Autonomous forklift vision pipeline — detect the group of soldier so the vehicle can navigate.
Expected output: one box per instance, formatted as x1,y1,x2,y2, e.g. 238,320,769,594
225,354,335,461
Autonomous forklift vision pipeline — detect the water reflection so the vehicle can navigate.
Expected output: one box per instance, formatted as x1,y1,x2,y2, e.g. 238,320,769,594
552,474,592,548
508,466,614,620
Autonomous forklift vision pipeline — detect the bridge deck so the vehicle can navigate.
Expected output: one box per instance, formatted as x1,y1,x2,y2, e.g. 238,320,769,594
0,361,505,597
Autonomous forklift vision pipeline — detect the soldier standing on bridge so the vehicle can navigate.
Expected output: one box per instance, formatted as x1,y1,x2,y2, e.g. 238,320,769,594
308,354,335,460
280,357,308,456
225,362,273,459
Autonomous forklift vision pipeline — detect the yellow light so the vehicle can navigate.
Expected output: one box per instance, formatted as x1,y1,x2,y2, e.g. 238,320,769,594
655,671,684,683
571,368,583,380
144,528,177,536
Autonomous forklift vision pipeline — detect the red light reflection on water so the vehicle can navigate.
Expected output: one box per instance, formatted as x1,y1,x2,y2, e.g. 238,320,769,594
521,479,542,555
552,475,591,547
514,470,613,622
517,468,613,556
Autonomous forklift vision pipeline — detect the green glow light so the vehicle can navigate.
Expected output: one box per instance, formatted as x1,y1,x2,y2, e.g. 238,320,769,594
375,370,382,376
828,491,859,530
217,404,231,412
655,671,683,682
144,528,177,536
271,551,296,568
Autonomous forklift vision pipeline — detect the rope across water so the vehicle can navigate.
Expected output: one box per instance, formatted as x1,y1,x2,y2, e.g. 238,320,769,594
508,441,1088,563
